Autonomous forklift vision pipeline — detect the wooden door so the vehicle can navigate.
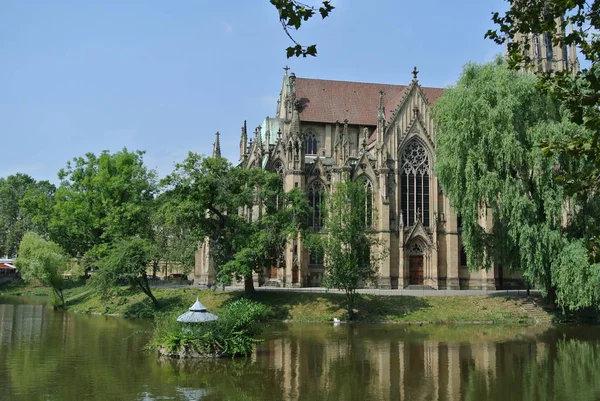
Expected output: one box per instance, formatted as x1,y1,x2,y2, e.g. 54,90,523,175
269,266,277,279
409,255,424,285
292,265,299,284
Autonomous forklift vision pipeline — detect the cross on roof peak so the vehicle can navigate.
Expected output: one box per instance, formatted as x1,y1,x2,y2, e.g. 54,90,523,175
412,66,419,80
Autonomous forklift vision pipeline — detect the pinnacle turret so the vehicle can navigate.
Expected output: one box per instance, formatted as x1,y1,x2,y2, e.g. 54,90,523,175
212,131,221,158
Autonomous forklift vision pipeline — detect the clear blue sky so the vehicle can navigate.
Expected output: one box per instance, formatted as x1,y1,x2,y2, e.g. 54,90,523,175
0,0,508,183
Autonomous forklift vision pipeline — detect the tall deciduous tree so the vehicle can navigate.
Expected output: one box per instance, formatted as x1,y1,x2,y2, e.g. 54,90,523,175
219,180,310,293
90,237,159,308
162,154,309,293
161,154,257,289
318,179,386,319
50,149,157,260
15,232,68,308
433,60,600,310
0,174,55,257
486,0,600,257
149,193,197,278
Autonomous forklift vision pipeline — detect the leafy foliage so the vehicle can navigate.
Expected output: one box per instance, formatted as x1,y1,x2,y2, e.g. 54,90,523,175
150,299,268,358
50,148,157,260
15,232,68,307
317,179,387,319
433,59,600,309
161,155,254,273
551,239,600,311
0,174,55,257
486,0,600,257
270,0,334,57
218,185,310,289
149,193,197,277
162,154,309,293
89,236,159,307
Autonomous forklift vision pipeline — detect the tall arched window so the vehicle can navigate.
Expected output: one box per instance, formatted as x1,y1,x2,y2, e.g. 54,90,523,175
272,159,285,210
308,180,325,229
357,177,374,227
400,140,430,227
306,132,318,155
544,33,553,59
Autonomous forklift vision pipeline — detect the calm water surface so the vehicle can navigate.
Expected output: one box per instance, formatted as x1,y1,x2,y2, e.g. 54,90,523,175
1,296,599,401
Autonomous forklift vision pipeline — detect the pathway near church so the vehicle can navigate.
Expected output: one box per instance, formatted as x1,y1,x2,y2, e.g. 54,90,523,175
176,283,536,297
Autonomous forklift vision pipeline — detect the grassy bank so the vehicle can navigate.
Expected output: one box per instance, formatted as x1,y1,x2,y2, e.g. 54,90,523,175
0,280,532,324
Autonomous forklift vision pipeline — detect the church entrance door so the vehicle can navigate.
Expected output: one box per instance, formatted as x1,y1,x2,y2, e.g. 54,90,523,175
409,255,424,285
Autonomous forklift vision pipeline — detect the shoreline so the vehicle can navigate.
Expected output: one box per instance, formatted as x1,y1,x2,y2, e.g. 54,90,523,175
0,280,548,326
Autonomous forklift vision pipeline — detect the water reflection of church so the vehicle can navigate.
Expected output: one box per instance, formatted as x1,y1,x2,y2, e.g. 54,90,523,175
254,326,547,401
194,69,518,290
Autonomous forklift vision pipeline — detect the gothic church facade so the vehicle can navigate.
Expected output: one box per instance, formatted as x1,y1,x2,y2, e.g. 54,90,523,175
194,68,510,290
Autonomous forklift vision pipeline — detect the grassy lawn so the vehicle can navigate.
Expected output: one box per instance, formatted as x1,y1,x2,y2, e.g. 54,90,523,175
0,279,531,325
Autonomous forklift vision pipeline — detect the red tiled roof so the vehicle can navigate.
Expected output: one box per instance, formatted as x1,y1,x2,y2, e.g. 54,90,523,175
0,262,15,269
296,78,443,126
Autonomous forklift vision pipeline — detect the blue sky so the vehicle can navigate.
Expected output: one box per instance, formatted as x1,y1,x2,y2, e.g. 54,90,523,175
0,0,508,183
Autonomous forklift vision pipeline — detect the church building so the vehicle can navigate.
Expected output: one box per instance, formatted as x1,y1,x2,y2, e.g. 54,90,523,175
194,67,512,290
192,18,579,290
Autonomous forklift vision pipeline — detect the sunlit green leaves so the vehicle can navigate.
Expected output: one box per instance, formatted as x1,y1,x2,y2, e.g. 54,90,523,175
433,60,600,309
487,0,600,256
270,0,334,58
15,232,68,307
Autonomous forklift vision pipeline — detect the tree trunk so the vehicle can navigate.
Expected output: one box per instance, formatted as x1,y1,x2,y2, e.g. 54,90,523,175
53,287,65,309
138,274,160,308
244,274,255,294
152,260,159,278
346,290,356,320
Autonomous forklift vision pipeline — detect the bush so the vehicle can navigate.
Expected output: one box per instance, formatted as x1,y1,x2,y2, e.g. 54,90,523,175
150,299,268,358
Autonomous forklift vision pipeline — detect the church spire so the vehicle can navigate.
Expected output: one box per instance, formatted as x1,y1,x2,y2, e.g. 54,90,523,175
240,120,247,159
213,131,221,158
377,90,386,145
378,90,386,121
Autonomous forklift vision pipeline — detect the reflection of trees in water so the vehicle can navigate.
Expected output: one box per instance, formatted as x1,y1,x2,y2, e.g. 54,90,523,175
463,339,600,401
158,358,283,401
2,310,600,401
3,309,156,401
0,304,44,344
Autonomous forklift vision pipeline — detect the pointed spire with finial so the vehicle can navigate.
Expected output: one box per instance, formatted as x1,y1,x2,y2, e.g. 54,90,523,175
377,90,386,144
240,120,248,159
378,90,386,121
265,117,271,148
212,131,221,158
412,66,419,82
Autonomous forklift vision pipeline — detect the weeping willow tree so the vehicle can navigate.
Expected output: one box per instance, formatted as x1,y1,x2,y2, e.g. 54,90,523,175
433,58,600,310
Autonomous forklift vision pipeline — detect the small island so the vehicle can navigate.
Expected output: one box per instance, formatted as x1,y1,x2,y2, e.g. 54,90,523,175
151,298,267,359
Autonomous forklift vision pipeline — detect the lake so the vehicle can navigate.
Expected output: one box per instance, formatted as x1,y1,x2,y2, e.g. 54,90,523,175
1,296,599,401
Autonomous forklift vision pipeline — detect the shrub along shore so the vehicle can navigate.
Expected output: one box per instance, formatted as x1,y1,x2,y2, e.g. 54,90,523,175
0,280,534,325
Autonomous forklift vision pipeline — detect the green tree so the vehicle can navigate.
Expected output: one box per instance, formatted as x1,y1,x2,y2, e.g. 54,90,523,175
270,0,334,57
149,193,197,278
219,183,310,293
15,232,68,308
0,174,55,257
90,236,159,308
433,59,600,309
50,148,157,260
486,0,600,257
162,153,309,293
161,154,257,289
318,179,386,319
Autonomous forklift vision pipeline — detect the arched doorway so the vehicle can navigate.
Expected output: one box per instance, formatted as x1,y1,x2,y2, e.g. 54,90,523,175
408,242,425,285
